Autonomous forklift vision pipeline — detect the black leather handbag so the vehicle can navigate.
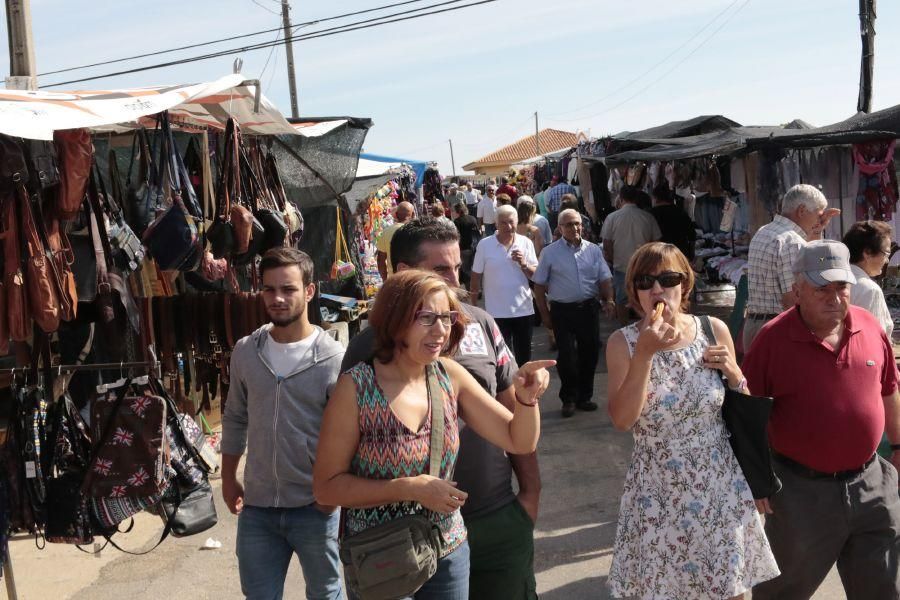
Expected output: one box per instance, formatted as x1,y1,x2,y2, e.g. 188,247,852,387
700,316,782,499
160,479,217,537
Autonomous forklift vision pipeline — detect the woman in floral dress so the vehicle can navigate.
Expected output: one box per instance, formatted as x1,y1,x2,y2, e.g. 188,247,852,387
606,242,779,599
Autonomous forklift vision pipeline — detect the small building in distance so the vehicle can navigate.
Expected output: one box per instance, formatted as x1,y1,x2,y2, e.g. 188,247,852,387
462,128,578,177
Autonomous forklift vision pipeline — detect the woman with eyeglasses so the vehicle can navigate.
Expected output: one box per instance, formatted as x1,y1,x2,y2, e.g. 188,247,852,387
605,243,779,600
313,269,554,599
842,220,894,339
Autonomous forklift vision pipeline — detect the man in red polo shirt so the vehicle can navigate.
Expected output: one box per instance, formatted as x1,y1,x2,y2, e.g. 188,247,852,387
744,240,900,600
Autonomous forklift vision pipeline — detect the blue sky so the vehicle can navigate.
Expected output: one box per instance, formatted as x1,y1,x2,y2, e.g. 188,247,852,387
7,0,900,175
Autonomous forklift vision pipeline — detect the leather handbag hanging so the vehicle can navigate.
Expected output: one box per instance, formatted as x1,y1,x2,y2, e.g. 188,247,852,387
340,362,446,600
264,151,303,242
53,128,94,220
125,127,156,235
0,187,28,346
45,394,94,545
207,119,239,258
17,181,62,333
142,113,202,271
242,146,287,252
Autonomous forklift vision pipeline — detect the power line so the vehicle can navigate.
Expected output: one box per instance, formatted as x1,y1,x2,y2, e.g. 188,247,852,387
37,0,438,77
546,0,751,124
250,0,282,15
258,28,283,81
545,0,742,118
41,0,497,88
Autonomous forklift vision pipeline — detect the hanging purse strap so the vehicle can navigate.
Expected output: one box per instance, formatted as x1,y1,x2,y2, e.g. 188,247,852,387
699,316,728,385
425,362,444,478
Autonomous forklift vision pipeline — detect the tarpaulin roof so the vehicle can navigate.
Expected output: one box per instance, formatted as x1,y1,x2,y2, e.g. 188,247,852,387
358,152,429,183
605,103,900,162
0,74,298,140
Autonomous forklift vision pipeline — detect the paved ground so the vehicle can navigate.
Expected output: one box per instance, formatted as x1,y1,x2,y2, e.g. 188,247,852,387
2,305,848,599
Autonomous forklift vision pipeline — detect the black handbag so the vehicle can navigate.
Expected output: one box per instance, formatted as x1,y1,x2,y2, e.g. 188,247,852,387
45,392,94,545
207,119,239,259
154,379,217,537
160,479,217,537
700,316,782,499
142,112,202,271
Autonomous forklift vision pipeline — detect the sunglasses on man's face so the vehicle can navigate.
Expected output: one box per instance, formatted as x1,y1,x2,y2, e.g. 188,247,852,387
414,310,459,327
633,272,686,291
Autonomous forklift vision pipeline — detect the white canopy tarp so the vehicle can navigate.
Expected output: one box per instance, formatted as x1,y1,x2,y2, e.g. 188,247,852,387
0,74,300,140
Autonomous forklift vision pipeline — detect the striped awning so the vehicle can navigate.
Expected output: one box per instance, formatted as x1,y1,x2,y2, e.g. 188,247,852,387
0,74,299,140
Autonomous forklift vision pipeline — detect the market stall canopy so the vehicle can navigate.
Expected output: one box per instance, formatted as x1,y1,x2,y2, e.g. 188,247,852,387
271,117,374,212
605,103,900,162
0,74,300,140
358,153,429,183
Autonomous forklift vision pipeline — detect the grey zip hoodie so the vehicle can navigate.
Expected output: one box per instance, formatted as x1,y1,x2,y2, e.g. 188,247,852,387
221,324,344,508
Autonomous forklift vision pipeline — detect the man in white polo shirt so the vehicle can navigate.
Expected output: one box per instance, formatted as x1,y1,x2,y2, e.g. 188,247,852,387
478,185,499,235
470,205,539,367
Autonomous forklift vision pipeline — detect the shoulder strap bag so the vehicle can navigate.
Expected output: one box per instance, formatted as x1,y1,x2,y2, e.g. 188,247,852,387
700,316,782,500
339,362,446,600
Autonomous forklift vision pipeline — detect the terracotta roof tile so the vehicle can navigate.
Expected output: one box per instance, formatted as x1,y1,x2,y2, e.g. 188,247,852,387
462,129,578,170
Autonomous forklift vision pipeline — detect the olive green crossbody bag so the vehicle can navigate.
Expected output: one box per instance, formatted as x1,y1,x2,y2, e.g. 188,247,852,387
339,362,447,600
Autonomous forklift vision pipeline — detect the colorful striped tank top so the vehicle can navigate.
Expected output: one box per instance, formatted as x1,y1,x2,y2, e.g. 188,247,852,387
345,360,466,557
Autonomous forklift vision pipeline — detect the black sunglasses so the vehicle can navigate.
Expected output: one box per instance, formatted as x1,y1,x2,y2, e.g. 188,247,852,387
633,271,686,291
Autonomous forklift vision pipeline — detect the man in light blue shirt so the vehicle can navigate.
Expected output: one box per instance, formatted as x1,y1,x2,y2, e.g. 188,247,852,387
534,208,615,418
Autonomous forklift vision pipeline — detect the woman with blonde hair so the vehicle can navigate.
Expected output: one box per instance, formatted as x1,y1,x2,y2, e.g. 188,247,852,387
314,269,553,599
606,242,779,599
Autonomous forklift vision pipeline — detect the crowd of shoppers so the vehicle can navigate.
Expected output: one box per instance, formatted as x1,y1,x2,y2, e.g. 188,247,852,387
220,176,900,600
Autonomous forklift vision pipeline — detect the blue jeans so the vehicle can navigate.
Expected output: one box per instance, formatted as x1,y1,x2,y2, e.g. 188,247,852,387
483,224,496,236
347,541,470,600
236,504,344,600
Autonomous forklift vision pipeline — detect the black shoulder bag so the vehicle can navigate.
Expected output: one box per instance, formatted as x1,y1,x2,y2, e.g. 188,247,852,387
700,316,782,500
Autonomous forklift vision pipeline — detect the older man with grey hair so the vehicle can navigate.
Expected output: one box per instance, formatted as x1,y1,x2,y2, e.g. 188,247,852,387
743,184,840,350
471,204,539,366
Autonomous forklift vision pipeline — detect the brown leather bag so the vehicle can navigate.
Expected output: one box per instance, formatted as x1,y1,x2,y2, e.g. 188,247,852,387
54,129,93,220
44,216,77,322
18,184,61,333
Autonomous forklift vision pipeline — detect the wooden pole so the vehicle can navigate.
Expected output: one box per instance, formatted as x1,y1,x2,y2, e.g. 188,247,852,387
857,0,876,113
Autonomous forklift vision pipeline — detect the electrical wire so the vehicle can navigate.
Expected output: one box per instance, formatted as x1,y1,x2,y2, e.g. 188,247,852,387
258,28,283,81
250,0,281,16
38,0,438,77
41,0,497,88
546,0,751,124
545,0,743,118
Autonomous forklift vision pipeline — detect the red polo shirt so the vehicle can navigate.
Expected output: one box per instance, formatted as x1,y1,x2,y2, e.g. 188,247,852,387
743,305,898,472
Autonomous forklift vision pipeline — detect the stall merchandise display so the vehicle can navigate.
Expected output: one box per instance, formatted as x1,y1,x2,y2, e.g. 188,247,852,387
0,108,309,576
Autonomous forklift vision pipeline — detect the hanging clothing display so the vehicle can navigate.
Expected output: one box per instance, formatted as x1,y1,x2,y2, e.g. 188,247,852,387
853,141,899,221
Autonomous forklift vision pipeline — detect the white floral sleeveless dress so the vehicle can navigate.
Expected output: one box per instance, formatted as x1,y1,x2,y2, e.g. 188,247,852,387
608,317,780,599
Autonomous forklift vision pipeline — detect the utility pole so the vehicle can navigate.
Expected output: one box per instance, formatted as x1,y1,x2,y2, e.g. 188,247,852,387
281,0,300,119
535,112,540,157
857,0,876,113
5,0,37,90
448,139,456,177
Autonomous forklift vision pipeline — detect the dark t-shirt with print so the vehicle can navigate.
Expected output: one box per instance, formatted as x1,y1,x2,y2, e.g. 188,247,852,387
341,303,518,518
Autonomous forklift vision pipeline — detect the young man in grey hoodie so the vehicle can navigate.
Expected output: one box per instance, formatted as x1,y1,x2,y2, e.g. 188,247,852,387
221,247,345,600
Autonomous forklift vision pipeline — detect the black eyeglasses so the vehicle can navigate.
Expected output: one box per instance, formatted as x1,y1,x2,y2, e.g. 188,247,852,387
633,272,686,291
414,310,459,327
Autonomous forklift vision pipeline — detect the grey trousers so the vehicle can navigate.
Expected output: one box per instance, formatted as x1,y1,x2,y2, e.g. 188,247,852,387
753,455,900,600
741,315,771,352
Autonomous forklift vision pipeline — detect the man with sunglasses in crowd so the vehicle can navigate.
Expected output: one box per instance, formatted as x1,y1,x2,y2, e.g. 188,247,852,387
341,217,542,599
534,209,615,418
